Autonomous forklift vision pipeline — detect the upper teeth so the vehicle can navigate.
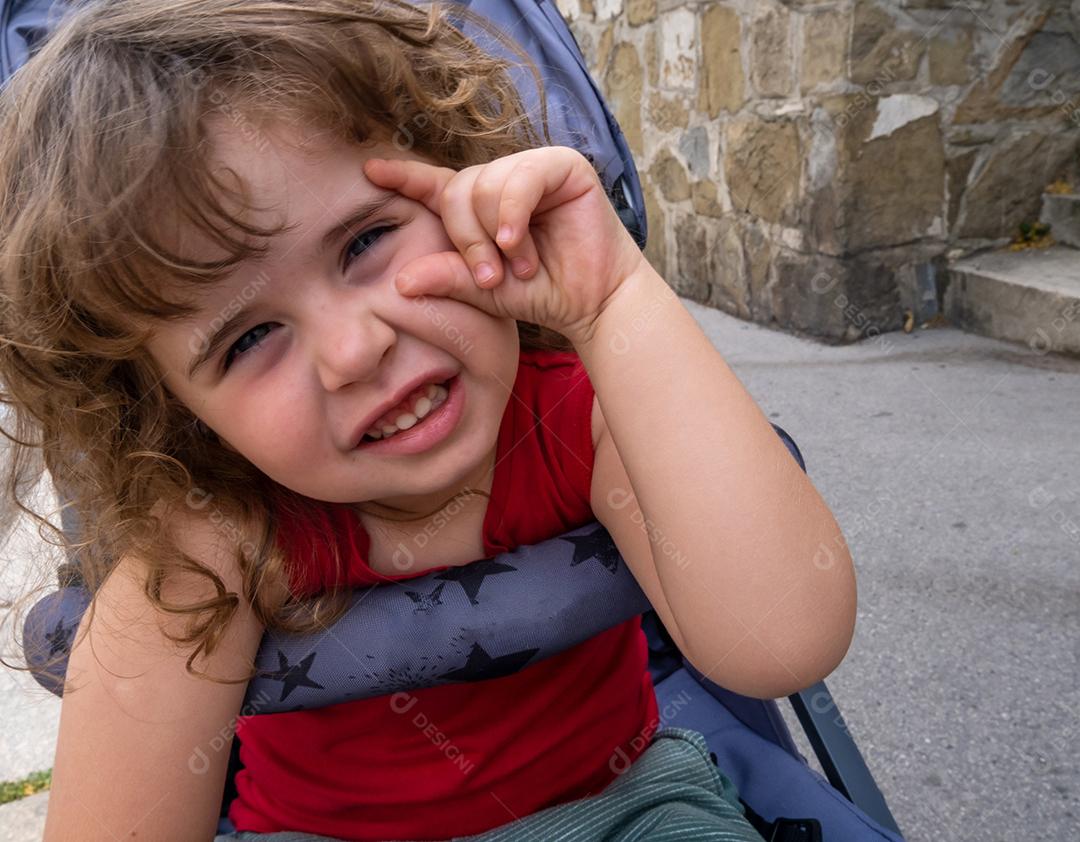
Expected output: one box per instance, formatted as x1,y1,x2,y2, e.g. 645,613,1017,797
364,381,450,441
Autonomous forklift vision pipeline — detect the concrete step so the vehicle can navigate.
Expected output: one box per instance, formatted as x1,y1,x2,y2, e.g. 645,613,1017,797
1041,192,1080,249
944,245,1080,357
0,791,49,842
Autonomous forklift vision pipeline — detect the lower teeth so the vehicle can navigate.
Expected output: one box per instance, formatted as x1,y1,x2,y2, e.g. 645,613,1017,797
362,380,450,443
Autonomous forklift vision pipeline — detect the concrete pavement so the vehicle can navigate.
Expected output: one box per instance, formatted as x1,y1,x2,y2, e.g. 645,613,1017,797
2,296,1077,841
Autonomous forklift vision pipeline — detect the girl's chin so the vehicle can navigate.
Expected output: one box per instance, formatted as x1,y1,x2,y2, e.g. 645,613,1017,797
349,444,497,513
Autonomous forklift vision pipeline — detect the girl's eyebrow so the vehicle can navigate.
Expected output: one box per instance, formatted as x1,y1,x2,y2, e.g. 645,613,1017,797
315,191,398,257
186,191,400,381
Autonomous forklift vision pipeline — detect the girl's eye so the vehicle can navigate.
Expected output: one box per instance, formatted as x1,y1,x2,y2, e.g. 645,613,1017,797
224,322,277,371
220,224,400,373
344,223,399,268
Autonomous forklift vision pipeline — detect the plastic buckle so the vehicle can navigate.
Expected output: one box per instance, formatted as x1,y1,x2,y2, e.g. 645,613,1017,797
767,817,822,842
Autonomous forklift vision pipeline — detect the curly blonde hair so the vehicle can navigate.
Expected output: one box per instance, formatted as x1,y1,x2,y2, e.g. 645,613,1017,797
0,0,578,690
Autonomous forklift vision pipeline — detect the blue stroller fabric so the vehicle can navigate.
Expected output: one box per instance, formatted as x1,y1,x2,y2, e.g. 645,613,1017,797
24,522,652,711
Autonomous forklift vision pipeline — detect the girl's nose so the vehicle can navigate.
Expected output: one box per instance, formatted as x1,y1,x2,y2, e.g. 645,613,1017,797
314,308,396,392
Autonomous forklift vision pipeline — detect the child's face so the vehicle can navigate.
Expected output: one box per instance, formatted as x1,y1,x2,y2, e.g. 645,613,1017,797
145,119,520,512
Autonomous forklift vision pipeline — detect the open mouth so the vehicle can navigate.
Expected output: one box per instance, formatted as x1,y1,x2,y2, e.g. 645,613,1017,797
358,375,455,445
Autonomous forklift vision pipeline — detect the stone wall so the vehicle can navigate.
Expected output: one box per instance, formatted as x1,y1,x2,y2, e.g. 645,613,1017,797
553,0,1080,342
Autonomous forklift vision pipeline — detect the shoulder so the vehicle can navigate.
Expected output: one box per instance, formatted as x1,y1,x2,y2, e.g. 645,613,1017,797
149,496,283,606
45,502,266,840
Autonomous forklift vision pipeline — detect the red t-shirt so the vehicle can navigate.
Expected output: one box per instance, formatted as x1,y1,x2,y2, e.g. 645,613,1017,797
228,348,660,840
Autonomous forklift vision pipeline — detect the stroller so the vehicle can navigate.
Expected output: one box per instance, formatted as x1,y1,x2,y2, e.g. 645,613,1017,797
7,0,905,839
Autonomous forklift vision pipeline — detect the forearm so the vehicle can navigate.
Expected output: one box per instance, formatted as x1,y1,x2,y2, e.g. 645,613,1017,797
574,264,857,698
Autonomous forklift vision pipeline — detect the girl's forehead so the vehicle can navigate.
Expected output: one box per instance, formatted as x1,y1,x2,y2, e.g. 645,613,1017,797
206,114,396,175
201,117,409,218
149,117,426,288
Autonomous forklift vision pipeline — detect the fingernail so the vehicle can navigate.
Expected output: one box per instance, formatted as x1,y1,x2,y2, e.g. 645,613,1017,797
475,263,495,284
497,225,513,245
512,258,530,277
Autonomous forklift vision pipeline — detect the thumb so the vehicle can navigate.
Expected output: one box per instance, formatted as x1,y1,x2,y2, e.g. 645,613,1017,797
395,250,505,315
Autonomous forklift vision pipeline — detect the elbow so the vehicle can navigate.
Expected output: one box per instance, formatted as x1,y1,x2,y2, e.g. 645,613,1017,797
773,556,858,698
691,620,856,701
687,553,858,700
780,601,857,697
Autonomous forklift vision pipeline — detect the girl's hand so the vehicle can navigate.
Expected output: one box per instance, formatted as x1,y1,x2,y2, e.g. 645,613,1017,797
362,147,647,347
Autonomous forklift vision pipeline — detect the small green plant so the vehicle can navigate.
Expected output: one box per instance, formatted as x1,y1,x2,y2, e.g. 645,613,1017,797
0,768,52,805
1010,220,1054,251
1018,220,1051,241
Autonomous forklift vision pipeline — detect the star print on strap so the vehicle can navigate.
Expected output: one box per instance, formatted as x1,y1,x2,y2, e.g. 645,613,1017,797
25,522,654,712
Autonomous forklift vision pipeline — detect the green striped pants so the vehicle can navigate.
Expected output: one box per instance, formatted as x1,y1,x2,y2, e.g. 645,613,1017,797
216,727,765,842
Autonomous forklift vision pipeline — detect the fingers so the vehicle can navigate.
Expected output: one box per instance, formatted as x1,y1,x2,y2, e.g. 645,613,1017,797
366,157,513,287
437,167,509,288
394,250,500,315
440,159,543,288
485,163,542,283
361,157,454,217
368,149,587,291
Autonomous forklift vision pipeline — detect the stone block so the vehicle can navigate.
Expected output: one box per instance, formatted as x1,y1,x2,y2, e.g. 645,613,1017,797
850,0,925,85
954,8,1061,123
691,180,725,218
649,148,691,202
648,92,689,132
998,31,1080,109
708,216,752,317
674,212,750,318
928,29,974,86
645,28,659,88
800,8,848,93
743,222,776,322
641,179,667,277
957,131,1080,241
1041,193,1080,249
772,254,903,342
660,7,698,90
724,115,803,226
832,99,946,251
673,213,714,303
946,149,979,234
678,126,710,178
802,107,842,254
750,5,793,98
604,42,644,157
698,4,745,117
595,22,615,75
593,0,622,23
627,0,656,27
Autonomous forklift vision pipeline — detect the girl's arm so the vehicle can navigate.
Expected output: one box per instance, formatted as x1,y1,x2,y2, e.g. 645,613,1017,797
43,510,264,842
579,263,857,700
362,146,853,699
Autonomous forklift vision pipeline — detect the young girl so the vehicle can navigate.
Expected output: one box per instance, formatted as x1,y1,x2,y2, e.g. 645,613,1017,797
0,1,857,840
